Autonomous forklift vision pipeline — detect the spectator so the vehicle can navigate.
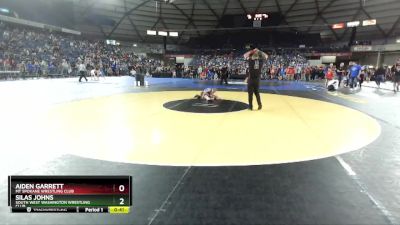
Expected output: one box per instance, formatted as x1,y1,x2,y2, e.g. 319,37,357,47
374,66,385,89
78,61,87,82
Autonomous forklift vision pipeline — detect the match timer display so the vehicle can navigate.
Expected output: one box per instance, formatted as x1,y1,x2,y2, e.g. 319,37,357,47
8,176,132,213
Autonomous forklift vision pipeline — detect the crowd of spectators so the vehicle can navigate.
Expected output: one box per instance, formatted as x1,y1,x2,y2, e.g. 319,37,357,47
0,23,313,81
5,22,388,87
182,49,308,80
0,23,170,78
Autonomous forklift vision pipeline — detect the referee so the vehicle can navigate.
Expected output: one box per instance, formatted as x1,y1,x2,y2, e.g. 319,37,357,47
244,46,268,110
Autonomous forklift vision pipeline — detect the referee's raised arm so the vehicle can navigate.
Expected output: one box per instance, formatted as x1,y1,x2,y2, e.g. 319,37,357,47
260,50,268,60
244,49,256,60
244,48,268,60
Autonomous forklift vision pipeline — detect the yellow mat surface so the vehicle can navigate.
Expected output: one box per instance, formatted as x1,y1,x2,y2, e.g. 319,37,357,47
1,91,381,166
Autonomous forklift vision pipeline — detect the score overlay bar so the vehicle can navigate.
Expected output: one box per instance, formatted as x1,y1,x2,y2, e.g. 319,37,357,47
11,206,130,214
8,176,132,213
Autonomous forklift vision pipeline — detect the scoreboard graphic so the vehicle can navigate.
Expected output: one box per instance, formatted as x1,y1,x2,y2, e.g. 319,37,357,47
8,176,132,213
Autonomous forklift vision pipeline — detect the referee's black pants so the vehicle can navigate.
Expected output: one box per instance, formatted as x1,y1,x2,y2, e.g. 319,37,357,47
79,71,87,82
220,75,228,85
247,79,261,109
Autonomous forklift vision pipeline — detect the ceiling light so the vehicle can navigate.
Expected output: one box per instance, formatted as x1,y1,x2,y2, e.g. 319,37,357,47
147,30,157,35
169,32,178,37
158,31,168,36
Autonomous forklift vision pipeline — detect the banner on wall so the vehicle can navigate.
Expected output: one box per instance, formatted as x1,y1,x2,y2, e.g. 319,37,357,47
353,45,373,52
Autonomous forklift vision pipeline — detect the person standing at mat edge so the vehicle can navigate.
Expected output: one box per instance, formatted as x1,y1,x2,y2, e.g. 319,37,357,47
348,62,361,90
394,61,400,93
78,61,88,82
244,46,268,110
220,64,229,85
